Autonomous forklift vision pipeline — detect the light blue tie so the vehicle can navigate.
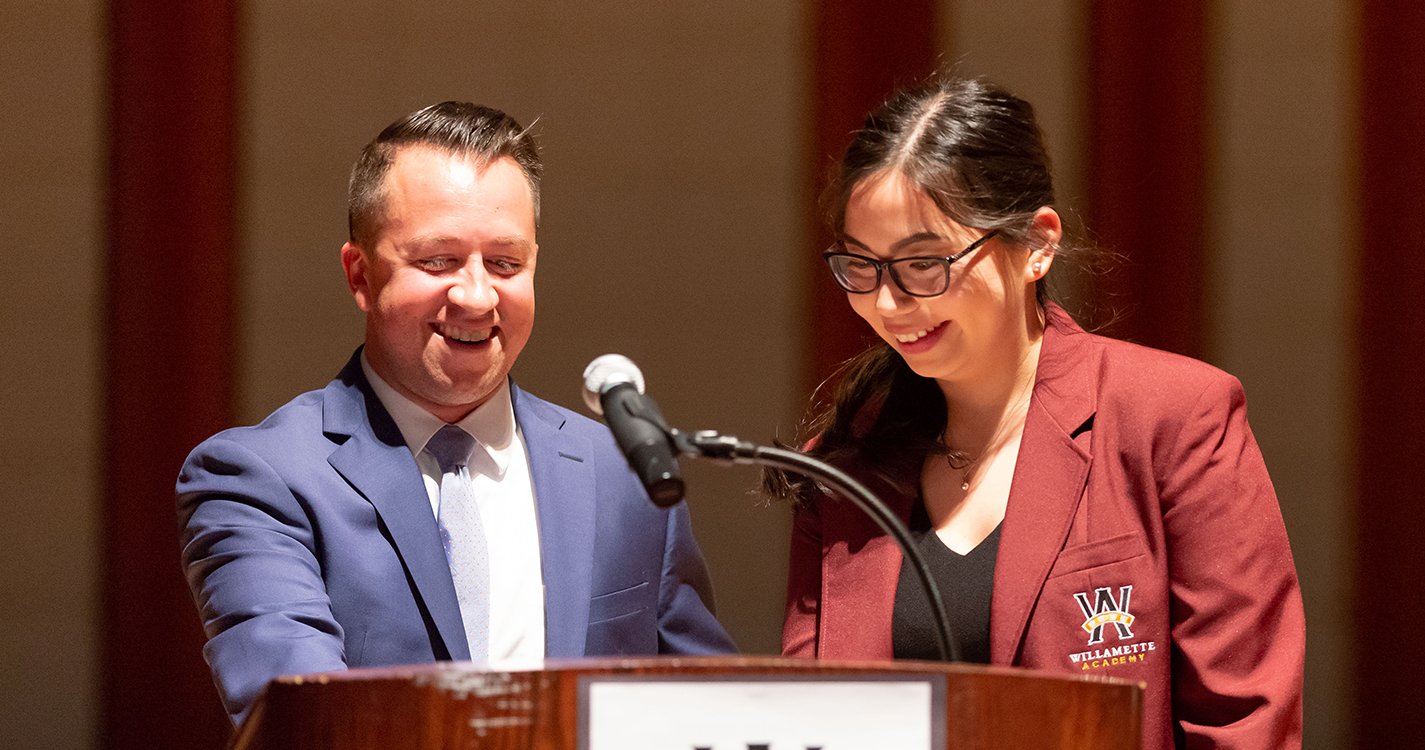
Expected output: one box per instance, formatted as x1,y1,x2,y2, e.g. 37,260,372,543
425,424,490,661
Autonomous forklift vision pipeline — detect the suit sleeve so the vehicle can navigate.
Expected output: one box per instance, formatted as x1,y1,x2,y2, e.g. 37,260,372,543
176,437,346,725
654,501,738,654
781,499,823,657
1157,375,1304,748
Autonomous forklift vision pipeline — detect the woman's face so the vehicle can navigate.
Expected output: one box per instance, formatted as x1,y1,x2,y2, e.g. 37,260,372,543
839,170,1050,386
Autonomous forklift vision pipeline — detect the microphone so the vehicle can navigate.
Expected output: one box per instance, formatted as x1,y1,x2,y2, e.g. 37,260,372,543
581,355,685,507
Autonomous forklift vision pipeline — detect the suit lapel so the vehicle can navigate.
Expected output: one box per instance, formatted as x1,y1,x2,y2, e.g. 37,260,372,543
322,353,471,661
512,384,596,658
991,307,1098,665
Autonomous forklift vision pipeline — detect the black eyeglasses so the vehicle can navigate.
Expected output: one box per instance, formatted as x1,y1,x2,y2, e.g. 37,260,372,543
823,230,999,297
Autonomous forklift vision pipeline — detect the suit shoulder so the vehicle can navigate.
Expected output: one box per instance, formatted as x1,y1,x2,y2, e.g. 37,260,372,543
1047,308,1239,398
1061,332,1248,430
184,386,333,469
1081,331,1241,393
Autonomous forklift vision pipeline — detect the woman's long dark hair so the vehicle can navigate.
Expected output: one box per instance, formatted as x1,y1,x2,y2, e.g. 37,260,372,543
770,77,1065,504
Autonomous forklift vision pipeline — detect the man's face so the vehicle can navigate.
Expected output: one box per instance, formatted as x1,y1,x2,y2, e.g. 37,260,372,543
341,147,537,422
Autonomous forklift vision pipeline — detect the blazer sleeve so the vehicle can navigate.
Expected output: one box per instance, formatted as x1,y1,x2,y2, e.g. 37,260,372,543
781,499,823,657
1157,374,1305,747
654,500,738,655
176,436,346,725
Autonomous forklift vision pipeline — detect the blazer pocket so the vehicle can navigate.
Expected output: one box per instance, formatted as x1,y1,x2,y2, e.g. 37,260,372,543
1047,531,1150,580
588,581,651,625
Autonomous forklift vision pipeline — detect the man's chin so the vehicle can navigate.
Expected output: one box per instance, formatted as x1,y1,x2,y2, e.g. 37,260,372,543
417,376,506,420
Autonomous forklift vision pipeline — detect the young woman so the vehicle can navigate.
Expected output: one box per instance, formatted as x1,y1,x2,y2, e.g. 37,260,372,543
777,78,1304,750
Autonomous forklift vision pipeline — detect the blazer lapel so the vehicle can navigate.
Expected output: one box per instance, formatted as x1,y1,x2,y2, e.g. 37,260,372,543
991,307,1098,665
819,472,915,660
512,384,597,658
322,353,471,661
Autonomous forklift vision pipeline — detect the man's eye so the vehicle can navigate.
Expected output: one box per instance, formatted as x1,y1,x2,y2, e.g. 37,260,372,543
417,257,454,272
488,259,522,275
845,257,875,270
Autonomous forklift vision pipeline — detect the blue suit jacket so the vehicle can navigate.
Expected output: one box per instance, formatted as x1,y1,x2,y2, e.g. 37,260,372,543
177,351,734,722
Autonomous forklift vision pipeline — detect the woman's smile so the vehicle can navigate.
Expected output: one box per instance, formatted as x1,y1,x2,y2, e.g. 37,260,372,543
886,320,948,353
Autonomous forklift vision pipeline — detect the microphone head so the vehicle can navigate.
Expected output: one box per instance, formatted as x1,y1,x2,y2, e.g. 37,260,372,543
581,354,646,415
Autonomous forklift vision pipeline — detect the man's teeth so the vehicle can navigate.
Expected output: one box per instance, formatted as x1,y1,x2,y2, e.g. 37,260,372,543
442,326,491,343
894,327,934,343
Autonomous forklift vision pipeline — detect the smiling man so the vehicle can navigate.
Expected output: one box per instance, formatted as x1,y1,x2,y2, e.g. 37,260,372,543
177,103,734,725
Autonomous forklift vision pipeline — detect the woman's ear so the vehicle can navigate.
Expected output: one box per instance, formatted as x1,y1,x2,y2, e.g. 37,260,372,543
1027,206,1062,281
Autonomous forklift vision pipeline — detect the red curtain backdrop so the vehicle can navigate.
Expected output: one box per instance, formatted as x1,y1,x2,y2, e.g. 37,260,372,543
1085,0,1208,358
1356,1,1425,744
106,1,238,748
807,0,940,399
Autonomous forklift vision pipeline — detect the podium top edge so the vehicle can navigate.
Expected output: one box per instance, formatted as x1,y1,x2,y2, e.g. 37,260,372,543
273,655,1142,690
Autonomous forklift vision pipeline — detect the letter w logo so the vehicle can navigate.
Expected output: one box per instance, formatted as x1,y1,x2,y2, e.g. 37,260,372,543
1073,586,1135,645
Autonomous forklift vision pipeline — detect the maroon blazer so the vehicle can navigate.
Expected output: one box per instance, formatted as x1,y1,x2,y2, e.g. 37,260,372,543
783,306,1304,750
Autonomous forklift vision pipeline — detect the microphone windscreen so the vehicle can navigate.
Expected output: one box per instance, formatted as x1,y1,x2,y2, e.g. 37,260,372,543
581,354,645,415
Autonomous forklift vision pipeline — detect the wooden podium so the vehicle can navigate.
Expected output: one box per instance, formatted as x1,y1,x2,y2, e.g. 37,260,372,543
232,657,1142,750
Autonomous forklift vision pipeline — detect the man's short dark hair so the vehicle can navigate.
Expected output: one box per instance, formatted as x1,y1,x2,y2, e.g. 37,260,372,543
348,101,543,248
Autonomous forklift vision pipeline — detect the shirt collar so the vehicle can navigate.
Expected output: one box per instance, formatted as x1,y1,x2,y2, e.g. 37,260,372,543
361,352,515,477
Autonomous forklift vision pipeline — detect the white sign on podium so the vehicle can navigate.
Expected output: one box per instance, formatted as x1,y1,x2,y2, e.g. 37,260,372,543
580,674,945,750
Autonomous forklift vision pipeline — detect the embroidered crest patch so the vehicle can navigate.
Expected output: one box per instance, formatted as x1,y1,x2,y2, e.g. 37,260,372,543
1067,584,1156,670
1073,585,1134,645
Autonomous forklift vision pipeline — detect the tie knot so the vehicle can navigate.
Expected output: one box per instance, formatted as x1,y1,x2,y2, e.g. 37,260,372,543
425,424,477,473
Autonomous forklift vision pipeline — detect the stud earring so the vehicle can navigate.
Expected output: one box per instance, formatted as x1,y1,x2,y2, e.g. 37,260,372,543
1033,262,1042,274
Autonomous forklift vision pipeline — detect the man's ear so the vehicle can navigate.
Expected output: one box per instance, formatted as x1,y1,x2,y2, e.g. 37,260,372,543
1026,207,1062,282
341,242,373,312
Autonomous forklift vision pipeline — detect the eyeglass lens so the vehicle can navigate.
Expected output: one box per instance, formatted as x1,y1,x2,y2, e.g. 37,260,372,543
827,255,950,296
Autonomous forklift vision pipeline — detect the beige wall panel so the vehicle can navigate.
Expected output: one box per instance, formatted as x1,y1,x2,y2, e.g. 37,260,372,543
1208,3,1354,748
0,1,105,748
942,0,1088,233
240,1,807,654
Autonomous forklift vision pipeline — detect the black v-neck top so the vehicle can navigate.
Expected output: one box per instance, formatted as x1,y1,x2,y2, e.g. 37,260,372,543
891,500,1000,663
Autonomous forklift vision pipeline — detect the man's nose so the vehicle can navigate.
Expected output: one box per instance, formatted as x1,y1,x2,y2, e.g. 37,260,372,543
447,263,497,311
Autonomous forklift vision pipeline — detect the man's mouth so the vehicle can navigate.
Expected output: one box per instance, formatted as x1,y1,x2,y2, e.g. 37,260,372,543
437,324,492,344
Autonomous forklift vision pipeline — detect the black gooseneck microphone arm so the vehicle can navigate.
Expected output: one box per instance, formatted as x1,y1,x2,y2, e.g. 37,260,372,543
673,429,961,664
582,354,960,662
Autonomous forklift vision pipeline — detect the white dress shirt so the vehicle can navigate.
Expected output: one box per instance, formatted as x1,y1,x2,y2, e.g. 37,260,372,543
362,355,546,662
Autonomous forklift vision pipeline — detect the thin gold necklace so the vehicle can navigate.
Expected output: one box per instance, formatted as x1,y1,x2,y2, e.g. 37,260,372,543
943,378,1034,492
943,354,1038,492
945,450,980,491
